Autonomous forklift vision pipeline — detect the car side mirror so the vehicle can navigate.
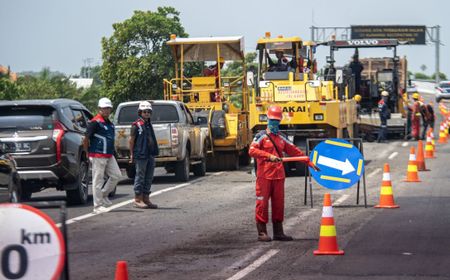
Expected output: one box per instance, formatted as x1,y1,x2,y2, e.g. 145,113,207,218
246,71,254,86
335,69,344,84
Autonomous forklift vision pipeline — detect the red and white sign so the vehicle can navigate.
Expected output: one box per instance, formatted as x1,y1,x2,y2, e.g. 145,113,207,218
0,204,65,280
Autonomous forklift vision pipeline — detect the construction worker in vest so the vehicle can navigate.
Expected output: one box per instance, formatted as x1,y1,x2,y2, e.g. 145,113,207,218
204,56,225,102
402,92,413,140
129,101,159,209
377,91,390,143
249,106,305,242
84,97,122,214
411,92,422,140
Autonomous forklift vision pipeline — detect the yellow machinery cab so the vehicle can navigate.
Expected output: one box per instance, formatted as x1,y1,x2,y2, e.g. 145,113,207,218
164,35,251,170
248,33,357,174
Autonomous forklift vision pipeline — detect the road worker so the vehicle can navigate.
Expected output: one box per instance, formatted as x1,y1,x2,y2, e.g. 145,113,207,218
377,91,390,143
129,101,159,209
249,105,305,242
411,92,422,140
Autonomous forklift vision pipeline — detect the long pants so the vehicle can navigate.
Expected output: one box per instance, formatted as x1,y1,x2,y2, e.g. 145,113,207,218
255,177,285,224
90,157,121,207
411,117,421,140
133,157,155,195
422,121,435,140
377,119,387,142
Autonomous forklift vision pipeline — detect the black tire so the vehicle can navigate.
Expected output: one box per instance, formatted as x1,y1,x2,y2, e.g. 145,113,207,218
66,160,89,205
175,153,190,182
19,184,32,201
239,147,251,166
293,137,306,176
192,158,206,177
126,165,136,179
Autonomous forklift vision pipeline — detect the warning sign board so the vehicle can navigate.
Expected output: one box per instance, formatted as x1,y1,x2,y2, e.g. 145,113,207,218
0,204,65,280
351,25,426,45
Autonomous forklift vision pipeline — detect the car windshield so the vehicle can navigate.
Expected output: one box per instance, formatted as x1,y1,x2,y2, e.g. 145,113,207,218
0,106,54,131
117,104,180,124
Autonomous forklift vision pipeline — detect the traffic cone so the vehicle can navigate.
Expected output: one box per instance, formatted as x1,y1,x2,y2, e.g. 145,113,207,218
424,132,435,159
430,128,436,151
403,146,421,182
375,163,399,209
416,140,429,171
438,123,447,144
445,121,449,139
115,261,129,280
313,193,344,255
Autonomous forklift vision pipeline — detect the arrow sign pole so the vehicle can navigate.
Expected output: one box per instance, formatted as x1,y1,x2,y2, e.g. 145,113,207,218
317,155,355,175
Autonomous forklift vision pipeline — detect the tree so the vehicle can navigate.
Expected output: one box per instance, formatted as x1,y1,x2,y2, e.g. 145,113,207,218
431,72,447,81
0,72,19,100
101,7,188,105
221,52,258,77
414,72,430,80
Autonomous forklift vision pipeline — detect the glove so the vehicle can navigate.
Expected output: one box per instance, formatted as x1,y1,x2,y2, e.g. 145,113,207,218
269,155,282,162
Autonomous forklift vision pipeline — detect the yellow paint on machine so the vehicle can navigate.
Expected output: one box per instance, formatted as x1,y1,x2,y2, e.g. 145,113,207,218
320,225,337,237
325,140,353,148
407,165,418,172
380,187,393,195
357,159,363,176
320,175,350,183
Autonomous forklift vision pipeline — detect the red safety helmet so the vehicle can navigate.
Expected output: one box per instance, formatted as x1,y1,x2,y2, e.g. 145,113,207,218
267,105,283,121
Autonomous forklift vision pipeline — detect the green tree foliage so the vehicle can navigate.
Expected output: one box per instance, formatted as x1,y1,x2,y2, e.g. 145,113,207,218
101,7,188,104
431,72,447,81
414,72,430,80
0,72,19,100
221,52,257,77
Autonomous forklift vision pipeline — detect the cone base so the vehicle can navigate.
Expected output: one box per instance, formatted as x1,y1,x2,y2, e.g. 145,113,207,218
403,179,421,182
374,204,399,209
314,250,344,255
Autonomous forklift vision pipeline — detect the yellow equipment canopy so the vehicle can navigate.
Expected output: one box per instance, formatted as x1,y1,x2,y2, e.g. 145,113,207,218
166,36,245,62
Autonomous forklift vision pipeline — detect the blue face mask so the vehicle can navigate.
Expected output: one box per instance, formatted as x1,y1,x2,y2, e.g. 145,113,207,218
268,119,280,134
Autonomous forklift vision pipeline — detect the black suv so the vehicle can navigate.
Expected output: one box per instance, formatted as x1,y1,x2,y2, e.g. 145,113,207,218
0,99,92,204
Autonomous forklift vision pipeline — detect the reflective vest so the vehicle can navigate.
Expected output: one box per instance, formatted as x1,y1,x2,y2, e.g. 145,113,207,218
88,114,115,158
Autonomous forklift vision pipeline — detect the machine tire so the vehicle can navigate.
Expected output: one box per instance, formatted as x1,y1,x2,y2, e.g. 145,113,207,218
239,147,251,166
66,160,89,205
193,158,206,177
293,137,307,177
175,153,190,182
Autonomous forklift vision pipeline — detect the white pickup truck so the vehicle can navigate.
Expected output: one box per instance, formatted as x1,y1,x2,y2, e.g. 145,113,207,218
114,100,210,182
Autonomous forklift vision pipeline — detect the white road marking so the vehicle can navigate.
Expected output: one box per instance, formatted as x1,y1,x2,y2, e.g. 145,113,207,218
333,194,350,206
57,174,221,227
226,249,279,280
388,152,399,160
402,142,409,147
368,168,382,178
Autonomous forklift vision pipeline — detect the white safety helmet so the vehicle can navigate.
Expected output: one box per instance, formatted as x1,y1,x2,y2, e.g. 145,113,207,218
138,101,152,111
98,97,113,108
381,91,389,97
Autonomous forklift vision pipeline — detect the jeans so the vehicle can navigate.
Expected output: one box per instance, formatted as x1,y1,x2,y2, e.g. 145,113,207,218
377,119,387,142
134,157,155,195
90,157,121,208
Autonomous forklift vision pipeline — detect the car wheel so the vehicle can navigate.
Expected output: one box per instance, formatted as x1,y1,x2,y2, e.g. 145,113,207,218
193,157,206,177
66,160,89,205
175,153,190,182
19,184,32,201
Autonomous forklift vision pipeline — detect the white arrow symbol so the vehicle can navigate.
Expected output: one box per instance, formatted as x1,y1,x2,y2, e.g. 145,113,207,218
317,155,355,175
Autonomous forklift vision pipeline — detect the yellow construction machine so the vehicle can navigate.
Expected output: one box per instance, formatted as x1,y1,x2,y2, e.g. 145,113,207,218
248,33,357,174
164,35,251,170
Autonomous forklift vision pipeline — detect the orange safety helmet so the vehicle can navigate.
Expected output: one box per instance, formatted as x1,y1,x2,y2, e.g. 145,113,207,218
267,105,283,121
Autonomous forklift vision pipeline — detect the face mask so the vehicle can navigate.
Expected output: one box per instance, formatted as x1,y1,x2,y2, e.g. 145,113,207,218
268,119,280,134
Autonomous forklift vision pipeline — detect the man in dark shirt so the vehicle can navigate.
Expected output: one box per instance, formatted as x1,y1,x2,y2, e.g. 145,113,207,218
83,97,121,214
267,50,297,72
129,101,159,209
349,51,364,94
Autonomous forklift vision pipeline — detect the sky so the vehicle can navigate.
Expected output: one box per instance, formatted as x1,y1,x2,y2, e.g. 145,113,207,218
1,0,448,78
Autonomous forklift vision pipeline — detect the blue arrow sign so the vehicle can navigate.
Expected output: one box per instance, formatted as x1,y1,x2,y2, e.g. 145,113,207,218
309,138,364,190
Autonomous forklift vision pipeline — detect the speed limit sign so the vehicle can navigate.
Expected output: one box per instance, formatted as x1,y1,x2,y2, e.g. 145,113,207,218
0,204,65,280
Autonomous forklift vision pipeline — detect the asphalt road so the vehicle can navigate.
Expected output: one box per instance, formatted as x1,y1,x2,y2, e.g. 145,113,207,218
23,91,450,280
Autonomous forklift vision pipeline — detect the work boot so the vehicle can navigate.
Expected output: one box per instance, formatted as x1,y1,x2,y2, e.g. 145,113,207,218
273,222,293,241
256,223,272,242
142,193,158,209
134,194,148,209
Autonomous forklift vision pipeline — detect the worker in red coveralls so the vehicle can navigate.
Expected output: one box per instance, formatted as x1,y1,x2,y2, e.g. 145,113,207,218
249,105,305,242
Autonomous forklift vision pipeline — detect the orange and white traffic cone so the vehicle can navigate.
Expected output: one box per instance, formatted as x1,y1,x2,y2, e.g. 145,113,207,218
445,121,449,139
424,132,435,159
314,193,344,255
430,128,436,151
404,146,421,182
375,163,399,209
416,140,429,171
438,123,447,144
115,261,129,280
